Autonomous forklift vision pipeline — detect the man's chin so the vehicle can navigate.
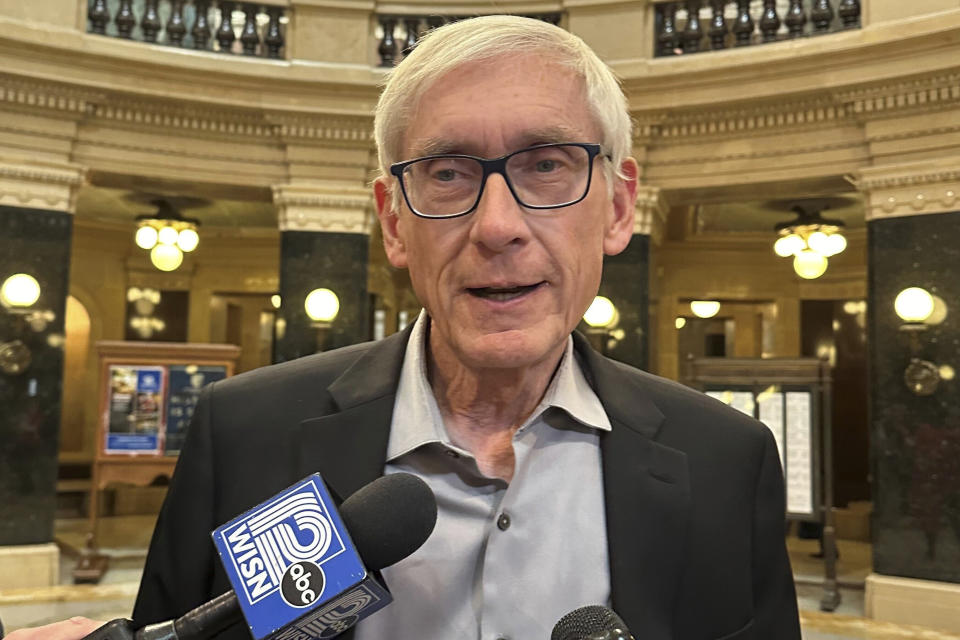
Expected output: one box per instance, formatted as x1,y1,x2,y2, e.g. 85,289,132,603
454,330,565,371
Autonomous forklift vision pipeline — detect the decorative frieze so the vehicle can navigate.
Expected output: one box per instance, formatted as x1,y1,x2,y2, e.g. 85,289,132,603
0,159,86,213
837,70,960,117
645,96,851,143
273,182,374,233
630,68,960,146
856,159,960,220
0,79,91,115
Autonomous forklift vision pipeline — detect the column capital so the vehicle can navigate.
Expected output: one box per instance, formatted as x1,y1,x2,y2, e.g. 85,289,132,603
856,158,960,221
634,184,668,243
272,181,374,234
0,158,86,213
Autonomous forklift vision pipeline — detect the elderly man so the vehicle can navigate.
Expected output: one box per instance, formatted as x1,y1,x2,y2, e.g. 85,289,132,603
11,15,800,640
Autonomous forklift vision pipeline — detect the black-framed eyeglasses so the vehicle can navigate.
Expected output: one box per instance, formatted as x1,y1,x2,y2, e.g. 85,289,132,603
389,142,603,219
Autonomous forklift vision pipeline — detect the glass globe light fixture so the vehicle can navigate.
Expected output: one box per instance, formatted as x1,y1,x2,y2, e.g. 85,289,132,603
675,317,687,329
773,234,804,257
271,295,281,309
825,233,847,256
894,287,935,323
305,288,340,323
177,228,200,252
583,296,617,328
806,231,831,255
135,225,159,250
690,300,721,318
1,273,41,308
150,244,184,272
793,250,828,279
157,225,179,246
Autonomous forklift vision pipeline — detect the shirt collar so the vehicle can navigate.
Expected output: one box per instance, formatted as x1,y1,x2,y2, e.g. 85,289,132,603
386,311,611,462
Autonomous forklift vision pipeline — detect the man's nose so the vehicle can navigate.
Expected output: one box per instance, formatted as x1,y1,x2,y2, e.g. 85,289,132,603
468,173,531,251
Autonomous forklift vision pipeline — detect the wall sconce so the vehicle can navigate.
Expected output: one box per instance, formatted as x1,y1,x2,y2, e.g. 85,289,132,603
583,296,618,329
134,200,200,272
1,272,52,375
305,288,340,327
690,300,721,319
675,317,687,329
895,286,947,396
583,296,624,353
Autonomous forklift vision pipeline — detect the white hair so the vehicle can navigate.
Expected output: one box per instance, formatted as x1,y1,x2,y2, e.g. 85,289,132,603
373,15,632,205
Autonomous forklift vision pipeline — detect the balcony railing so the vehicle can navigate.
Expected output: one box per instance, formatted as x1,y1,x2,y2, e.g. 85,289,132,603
654,0,860,57
375,14,562,67
87,0,286,59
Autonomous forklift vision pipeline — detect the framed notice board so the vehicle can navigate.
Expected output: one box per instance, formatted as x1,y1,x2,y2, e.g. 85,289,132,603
685,357,841,611
91,341,240,546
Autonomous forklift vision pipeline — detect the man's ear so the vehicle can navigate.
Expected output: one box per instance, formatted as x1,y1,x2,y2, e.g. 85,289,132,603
374,177,408,268
603,157,639,257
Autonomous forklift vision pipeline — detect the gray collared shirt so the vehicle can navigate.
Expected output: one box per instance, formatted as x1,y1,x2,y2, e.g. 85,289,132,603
354,312,612,640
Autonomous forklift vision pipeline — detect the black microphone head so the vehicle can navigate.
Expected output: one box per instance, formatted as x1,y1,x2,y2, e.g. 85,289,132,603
551,605,631,640
338,472,438,571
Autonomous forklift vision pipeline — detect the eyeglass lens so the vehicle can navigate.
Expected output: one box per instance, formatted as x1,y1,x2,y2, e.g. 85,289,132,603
401,144,592,217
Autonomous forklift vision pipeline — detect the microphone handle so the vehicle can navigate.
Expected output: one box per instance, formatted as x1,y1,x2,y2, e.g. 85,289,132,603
136,590,241,640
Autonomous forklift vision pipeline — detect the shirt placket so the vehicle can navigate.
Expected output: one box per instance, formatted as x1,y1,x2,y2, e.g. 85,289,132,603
478,421,539,640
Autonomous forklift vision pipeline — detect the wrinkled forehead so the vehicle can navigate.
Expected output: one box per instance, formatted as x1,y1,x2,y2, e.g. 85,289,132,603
400,54,596,159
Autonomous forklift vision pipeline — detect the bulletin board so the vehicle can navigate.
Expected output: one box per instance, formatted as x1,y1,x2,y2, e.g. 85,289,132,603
90,341,240,545
685,357,841,611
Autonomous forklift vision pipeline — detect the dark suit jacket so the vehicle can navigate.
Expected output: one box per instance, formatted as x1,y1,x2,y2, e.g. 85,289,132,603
132,327,801,640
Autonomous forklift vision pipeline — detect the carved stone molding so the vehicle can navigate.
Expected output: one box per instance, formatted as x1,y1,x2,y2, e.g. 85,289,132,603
630,68,960,146
0,77,92,116
0,75,376,146
273,182,374,233
856,159,960,221
644,96,852,144
0,159,86,213
634,185,668,244
836,70,960,118
270,115,374,145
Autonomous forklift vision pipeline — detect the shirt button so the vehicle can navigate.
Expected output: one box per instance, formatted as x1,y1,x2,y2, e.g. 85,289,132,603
497,512,511,531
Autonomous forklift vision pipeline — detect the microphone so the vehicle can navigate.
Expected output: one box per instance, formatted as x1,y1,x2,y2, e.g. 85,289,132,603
551,605,635,640
83,472,437,640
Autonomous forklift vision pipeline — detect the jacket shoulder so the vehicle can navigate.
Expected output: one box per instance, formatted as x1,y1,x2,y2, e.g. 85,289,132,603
603,357,771,445
211,339,380,400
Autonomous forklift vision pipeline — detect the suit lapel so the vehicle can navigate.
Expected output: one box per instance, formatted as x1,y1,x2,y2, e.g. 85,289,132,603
575,334,691,640
293,328,414,640
295,326,413,503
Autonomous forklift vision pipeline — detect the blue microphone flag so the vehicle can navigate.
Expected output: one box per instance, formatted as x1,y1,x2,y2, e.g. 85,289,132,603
212,474,392,639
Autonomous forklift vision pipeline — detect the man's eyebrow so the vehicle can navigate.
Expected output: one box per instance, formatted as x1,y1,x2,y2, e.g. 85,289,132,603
408,127,589,159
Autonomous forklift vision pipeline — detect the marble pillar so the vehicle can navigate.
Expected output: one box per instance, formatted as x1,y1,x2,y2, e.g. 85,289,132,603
859,159,960,625
0,159,84,585
272,183,374,362
597,186,666,370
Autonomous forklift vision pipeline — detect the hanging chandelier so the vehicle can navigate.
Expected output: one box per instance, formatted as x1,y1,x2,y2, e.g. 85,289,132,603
134,200,201,272
772,202,847,280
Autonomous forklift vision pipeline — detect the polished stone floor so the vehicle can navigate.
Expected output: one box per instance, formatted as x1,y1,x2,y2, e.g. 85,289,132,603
0,518,958,639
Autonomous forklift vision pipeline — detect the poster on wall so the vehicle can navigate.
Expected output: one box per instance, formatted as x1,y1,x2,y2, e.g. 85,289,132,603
164,364,228,455
105,365,167,454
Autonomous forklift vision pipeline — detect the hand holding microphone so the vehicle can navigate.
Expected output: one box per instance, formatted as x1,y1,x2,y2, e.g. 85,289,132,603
80,472,437,640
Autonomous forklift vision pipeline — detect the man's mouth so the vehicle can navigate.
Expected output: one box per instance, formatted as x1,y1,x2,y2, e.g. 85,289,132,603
467,282,544,302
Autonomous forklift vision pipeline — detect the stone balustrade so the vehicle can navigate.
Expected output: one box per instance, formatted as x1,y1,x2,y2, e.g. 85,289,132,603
87,0,286,58
654,0,860,56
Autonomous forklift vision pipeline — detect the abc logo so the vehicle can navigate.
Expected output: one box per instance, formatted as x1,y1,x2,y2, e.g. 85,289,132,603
280,561,325,608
